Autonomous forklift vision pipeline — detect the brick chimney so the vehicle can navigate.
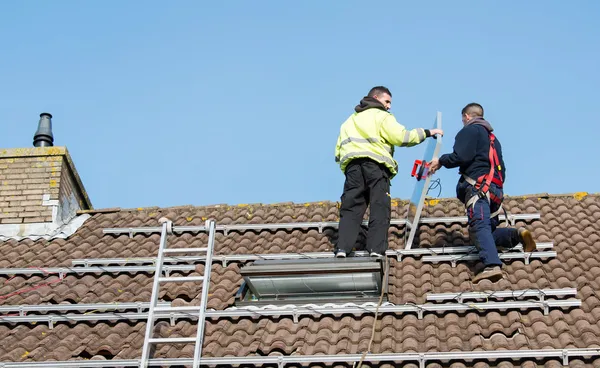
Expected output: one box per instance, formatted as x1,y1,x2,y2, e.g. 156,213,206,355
0,113,92,239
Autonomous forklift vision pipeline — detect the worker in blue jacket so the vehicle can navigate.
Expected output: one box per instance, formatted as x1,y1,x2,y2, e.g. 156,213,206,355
429,102,537,283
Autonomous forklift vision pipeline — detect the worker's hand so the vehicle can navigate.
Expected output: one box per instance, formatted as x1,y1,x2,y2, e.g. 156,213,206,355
430,128,444,137
428,158,442,175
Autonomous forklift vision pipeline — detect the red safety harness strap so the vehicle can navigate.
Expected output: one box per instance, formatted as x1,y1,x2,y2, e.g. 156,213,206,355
472,132,503,196
463,131,506,221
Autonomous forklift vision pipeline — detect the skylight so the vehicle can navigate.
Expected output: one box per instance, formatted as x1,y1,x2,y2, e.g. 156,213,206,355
235,258,388,306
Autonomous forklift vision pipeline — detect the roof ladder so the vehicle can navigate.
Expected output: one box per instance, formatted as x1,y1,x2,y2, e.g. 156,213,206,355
139,218,216,368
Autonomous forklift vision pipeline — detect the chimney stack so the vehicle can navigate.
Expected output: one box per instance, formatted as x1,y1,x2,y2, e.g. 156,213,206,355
0,112,92,240
33,113,54,147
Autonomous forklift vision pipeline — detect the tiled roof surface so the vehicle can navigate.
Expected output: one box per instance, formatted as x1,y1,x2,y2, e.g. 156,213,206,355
0,193,599,367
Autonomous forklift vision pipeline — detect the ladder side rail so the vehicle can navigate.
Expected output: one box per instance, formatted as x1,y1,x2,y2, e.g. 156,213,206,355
192,220,217,367
140,221,170,367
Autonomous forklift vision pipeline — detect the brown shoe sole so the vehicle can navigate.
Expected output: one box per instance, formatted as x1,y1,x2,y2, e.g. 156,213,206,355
472,268,504,283
520,229,537,252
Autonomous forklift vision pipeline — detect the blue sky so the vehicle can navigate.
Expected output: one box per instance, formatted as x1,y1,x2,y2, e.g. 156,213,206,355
1,1,598,209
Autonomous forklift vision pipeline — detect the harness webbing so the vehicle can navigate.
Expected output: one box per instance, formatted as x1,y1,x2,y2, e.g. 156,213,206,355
463,131,506,221
478,133,503,194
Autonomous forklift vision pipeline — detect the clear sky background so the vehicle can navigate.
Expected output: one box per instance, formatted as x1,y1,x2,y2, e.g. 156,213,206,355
1,1,598,209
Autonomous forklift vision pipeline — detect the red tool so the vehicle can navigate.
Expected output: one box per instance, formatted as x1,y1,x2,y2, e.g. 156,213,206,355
411,160,430,181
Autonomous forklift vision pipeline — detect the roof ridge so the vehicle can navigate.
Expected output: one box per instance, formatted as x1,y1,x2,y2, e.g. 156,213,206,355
76,191,598,215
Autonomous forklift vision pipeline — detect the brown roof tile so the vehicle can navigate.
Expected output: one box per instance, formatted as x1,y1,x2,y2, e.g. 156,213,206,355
0,193,599,366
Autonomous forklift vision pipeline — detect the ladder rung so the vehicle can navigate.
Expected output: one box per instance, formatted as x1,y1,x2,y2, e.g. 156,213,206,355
158,276,204,283
154,306,202,313
163,247,208,254
148,337,196,344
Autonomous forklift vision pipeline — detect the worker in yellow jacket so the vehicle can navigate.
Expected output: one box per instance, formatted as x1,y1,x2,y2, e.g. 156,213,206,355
334,86,443,257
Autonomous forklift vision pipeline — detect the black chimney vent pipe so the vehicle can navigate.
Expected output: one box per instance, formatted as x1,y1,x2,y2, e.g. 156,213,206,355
33,112,54,147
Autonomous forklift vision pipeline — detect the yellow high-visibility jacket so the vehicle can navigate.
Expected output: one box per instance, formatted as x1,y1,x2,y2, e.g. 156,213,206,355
335,107,427,178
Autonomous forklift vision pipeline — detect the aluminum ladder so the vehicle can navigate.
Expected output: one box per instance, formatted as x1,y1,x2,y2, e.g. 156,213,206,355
140,218,216,368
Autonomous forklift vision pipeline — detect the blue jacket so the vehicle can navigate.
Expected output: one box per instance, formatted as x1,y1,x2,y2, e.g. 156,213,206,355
439,117,506,187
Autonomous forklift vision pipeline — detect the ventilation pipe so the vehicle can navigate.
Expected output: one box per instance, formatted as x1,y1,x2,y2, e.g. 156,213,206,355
33,112,54,147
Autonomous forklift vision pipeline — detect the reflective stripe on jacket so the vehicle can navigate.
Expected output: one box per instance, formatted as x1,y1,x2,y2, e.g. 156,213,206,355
334,108,427,177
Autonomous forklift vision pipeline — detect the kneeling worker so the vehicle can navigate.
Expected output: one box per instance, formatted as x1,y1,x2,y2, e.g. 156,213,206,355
334,86,443,258
429,102,537,282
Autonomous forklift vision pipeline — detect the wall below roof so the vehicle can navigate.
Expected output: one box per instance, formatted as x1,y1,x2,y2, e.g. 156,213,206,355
57,156,86,224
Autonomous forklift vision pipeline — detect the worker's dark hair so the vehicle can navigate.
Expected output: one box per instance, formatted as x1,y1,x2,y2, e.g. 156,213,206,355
367,86,392,98
461,102,484,117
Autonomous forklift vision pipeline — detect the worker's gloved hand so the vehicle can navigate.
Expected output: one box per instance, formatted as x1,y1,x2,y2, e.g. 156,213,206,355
429,128,444,138
428,158,442,175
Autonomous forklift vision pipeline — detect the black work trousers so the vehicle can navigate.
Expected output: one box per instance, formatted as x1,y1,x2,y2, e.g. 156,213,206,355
337,158,391,255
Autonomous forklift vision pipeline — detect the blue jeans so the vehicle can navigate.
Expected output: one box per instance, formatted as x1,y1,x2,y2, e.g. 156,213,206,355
457,180,520,267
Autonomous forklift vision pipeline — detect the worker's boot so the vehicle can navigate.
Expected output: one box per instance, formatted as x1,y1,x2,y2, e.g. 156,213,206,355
472,265,503,283
518,227,537,252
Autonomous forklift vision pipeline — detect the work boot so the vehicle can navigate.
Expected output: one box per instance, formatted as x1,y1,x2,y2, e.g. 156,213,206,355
518,227,537,252
472,266,503,283
369,251,383,258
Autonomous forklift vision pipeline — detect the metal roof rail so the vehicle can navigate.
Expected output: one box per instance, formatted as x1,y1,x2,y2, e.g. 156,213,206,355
0,287,569,318
423,250,557,267
210,299,580,321
102,213,540,237
426,288,577,303
0,302,169,316
0,299,581,328
68,242,554,268
399,243,554,256
0,249,555,278
0,347,597,367
0,264,196,277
